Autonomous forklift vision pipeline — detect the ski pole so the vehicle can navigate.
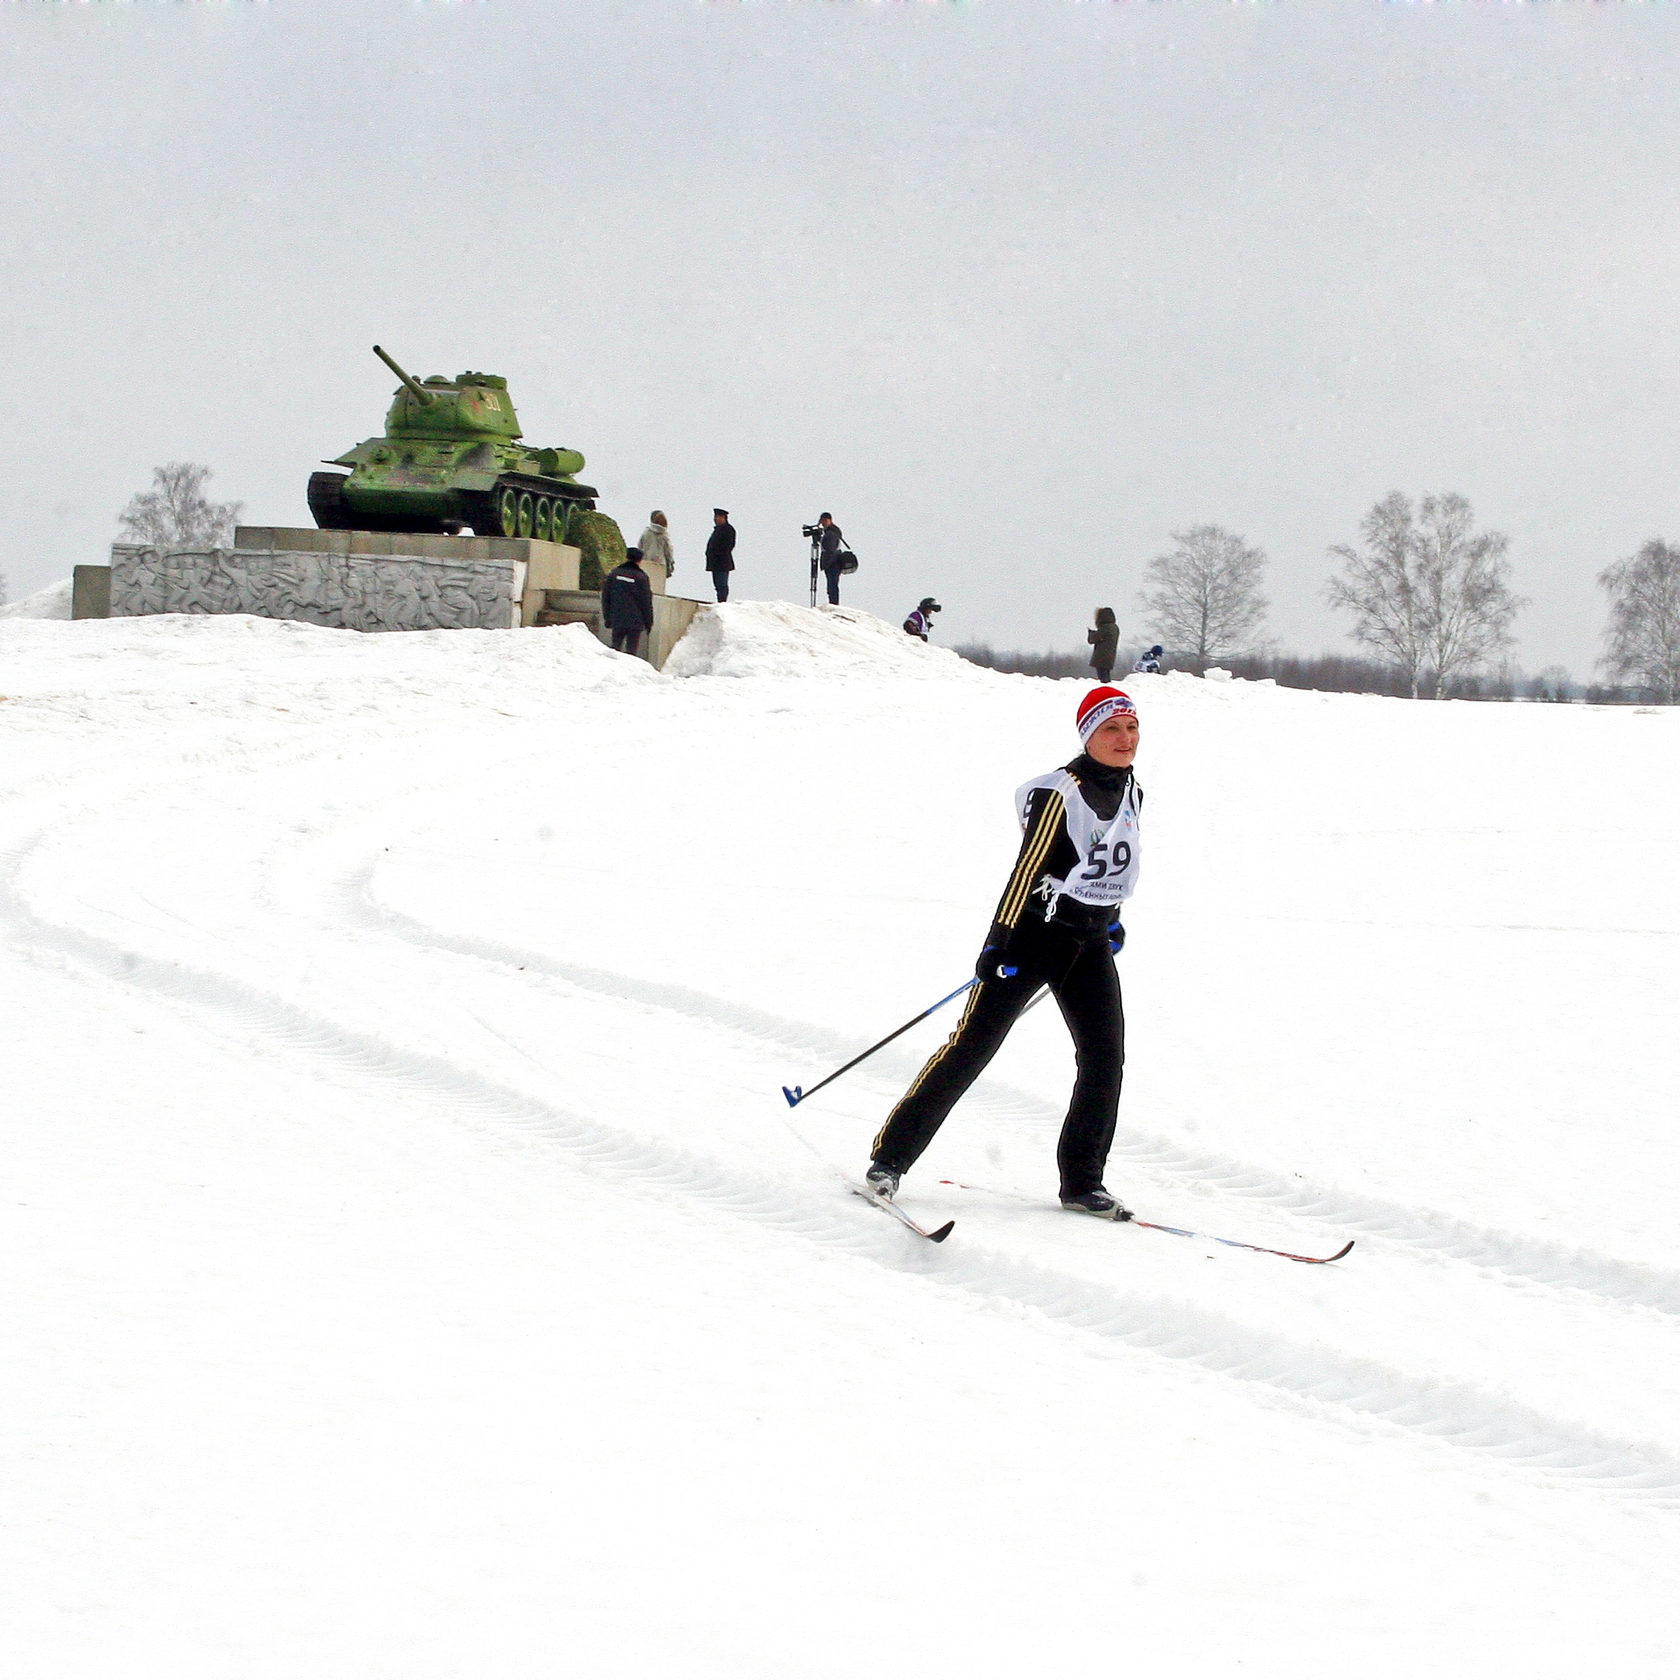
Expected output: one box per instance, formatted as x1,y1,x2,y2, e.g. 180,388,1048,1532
782,970,1013,1108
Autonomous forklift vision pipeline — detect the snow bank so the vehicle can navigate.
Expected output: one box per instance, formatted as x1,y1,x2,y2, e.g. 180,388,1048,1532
664,599,1005,682
0,613,655,711
0,578,73,619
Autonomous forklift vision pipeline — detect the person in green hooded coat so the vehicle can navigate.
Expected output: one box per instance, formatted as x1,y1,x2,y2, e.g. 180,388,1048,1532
1087,606,1118,683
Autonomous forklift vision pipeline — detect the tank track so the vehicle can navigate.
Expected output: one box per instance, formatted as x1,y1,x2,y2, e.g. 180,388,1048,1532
308,471,462,535
463,475,599,540
311,469,597,540
307,471,353,530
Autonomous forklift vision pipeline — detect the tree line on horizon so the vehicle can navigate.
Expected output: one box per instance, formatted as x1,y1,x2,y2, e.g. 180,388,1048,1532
958,492,1680,705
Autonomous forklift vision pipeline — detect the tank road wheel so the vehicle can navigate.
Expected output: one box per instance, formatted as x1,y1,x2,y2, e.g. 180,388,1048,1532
515,492,536,539
497,486,520,537
533,497,553,542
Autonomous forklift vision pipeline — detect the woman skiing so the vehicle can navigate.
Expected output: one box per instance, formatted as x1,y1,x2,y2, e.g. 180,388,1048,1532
866,687,1142,1218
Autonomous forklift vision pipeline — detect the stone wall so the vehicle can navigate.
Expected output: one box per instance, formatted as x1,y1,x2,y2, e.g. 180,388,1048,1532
98,527,700,664
110,543,523,633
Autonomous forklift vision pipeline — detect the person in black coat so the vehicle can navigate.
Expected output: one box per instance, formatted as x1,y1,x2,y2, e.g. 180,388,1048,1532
816,512,848,605
705,509,736,602
602,548,654,658
1087,607,1119,683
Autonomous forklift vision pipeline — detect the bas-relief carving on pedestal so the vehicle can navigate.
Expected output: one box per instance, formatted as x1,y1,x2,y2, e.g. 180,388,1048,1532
109,545,518,632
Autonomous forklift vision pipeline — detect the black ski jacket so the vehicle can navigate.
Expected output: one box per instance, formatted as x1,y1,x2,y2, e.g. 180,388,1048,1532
602,560,654,632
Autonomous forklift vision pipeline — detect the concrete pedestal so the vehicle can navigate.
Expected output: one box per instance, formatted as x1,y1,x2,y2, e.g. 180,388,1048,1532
98,525,701,666
72,565,112,621
109,528,596,633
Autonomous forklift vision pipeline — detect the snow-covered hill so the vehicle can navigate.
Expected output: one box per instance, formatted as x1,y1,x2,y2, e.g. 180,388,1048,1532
4,605,1679,1678
0,576,73,619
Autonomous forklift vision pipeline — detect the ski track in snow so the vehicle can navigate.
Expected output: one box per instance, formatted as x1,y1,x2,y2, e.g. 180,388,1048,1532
331,854,1680,1323
5,768,1680,1511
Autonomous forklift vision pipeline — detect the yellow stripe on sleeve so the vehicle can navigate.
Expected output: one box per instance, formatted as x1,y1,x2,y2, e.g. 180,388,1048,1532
996,790,1065,928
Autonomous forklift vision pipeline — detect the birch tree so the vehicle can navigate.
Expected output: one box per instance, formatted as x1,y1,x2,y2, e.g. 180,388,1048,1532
118,462,243,549
1325,492,1521,698
1413,492,1523,693
1138,524,1268,661
1599,538,1680,703
1323,494,1426,696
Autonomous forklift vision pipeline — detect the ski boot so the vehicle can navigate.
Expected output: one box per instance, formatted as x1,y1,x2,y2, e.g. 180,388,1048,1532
1060,1186,1132,1221
864,1163,901,1201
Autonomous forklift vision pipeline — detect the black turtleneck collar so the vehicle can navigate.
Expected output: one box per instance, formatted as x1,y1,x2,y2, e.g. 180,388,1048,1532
1065,753,1132,819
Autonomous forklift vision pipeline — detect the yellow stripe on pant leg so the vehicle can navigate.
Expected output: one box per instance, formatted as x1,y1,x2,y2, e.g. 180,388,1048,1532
871,980,988,1157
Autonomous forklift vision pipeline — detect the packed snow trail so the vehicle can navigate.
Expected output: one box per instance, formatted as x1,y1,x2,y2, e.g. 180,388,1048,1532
7,834,1679,1502
5,609,1680,1677
333,877,1680,1317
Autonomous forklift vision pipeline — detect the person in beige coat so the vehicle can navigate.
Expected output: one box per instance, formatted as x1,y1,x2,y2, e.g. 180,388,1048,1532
638,511,674,579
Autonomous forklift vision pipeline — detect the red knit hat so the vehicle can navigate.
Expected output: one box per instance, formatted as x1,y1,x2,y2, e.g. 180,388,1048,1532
1076,686,1137,744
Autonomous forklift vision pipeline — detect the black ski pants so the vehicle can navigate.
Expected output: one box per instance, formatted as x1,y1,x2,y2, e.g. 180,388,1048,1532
610,627,643,657
870,944,1124,1197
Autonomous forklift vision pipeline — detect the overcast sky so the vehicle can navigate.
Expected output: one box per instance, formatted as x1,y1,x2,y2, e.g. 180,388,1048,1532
4,0,1677,674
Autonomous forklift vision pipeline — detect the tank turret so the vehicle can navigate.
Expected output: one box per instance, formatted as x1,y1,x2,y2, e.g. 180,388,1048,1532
306,346,602,545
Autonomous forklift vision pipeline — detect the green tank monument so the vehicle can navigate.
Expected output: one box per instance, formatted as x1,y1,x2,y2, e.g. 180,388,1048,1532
101,347,698,664
308,346,626,588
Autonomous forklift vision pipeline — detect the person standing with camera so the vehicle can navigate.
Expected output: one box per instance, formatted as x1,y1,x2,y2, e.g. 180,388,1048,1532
815,512,850,605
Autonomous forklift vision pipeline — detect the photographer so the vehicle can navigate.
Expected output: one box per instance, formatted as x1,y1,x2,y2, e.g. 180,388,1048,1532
812,512,850,605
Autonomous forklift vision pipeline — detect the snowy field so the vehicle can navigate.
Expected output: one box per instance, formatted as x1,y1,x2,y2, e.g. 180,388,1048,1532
3,603,1679,1678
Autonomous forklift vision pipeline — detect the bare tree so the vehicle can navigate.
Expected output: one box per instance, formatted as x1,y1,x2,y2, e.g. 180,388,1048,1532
1323,493,1425,695
1414,493,1522,693
1599,538,1680,703
1325,492,1522,698
117,462,243,549
1138,524,1268,661
1525,665,1574,703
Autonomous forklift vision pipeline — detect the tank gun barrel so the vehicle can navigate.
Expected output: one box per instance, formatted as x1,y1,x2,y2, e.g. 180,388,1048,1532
372,344,436,406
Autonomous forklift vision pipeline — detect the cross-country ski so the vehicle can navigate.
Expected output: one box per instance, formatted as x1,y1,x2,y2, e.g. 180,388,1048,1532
851,1186,955,1243
1129,1219,1353,1265
935,1181,1353,1264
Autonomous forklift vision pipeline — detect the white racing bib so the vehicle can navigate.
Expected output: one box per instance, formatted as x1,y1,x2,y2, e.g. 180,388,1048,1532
1014,768,1142,911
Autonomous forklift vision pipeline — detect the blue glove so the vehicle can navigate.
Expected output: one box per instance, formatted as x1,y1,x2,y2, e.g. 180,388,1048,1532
1107,919,1126,955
